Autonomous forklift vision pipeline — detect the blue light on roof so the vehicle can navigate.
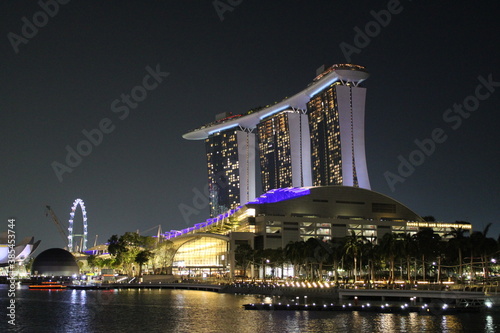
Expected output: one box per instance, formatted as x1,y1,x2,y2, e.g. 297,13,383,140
163,204,245,239
163,188,310,240
258,104,290,120
309,77,339,97
247,187,311,204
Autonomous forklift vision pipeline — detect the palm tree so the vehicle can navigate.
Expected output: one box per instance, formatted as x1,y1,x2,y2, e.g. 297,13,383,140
360,240,377,283
234,243,254,278
446,227,469,280
261,248,285,280
399,233,417,282
285,241,307,278
378,233,399,284
272,248,287,279
327,238,345,285
308,238,331,280
415,228,440,281
302,239,314,279
470,223,498,282
344,231,365,282
434,240,448,283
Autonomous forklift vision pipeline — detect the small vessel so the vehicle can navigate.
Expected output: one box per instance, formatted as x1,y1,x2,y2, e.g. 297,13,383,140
29,281,67,289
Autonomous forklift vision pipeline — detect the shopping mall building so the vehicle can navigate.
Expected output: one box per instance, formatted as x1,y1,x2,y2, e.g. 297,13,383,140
166,186,471,278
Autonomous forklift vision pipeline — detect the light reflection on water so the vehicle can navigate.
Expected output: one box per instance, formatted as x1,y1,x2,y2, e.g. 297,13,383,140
0,285,498,333
486,315,496,333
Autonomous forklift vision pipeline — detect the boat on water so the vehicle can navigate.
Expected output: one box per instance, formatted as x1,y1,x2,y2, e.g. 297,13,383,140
29,281,67,289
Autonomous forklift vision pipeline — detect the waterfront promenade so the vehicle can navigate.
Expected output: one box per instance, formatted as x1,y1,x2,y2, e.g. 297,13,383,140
68,280,500,309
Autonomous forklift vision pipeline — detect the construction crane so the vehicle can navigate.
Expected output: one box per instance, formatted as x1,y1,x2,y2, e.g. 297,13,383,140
45,205,68,245
138,225,162,237
138,225,163,244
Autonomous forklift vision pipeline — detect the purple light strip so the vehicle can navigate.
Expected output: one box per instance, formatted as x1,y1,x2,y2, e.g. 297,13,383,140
163,187,310,240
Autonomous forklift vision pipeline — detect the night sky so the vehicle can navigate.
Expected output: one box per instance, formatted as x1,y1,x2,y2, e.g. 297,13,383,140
1,1,499,253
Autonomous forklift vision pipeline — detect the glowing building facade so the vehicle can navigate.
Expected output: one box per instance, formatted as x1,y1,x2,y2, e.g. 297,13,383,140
165,186,472,278
185,63,370,217
308,81,370,188
0,234,40,268
257,109,311,192
172,235,228,272
175,64,473,279
205,127,256,217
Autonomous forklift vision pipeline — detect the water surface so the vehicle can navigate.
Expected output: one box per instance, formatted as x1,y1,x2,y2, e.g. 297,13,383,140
1,285,498,332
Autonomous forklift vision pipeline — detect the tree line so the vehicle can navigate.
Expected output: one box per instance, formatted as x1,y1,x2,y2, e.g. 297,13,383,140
87,232,175,277
235,224,500,284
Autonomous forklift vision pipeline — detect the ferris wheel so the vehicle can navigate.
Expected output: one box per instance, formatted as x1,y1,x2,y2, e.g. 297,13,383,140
68,198,88,252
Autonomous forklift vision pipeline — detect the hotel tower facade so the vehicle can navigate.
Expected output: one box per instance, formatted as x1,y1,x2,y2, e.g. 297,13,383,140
308,80,370,188
184,64,370,216
257,109,311,193
205,127,256,217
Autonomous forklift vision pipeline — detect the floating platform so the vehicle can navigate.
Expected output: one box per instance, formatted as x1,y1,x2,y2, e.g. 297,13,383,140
242,302,482,314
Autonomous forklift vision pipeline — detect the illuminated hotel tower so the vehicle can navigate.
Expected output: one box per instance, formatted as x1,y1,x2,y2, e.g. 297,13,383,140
205,123,256,217
307,71,370,189
183,63,370,215
257,109,311,192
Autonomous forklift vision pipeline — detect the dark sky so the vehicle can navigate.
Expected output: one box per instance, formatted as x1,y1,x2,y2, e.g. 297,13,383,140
1,1,499,252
